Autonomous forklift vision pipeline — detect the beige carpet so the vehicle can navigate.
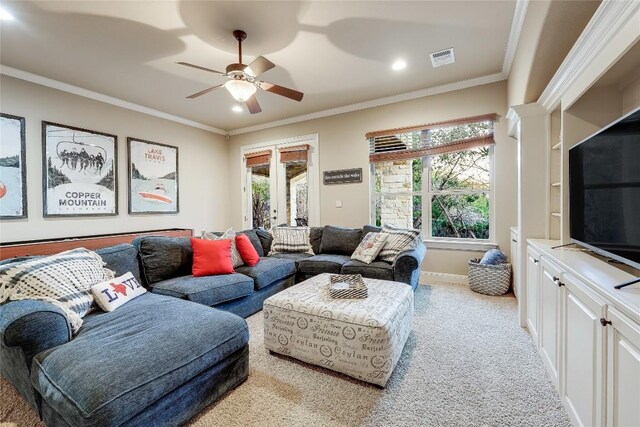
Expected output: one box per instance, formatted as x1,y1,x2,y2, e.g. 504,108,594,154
0,283,570,427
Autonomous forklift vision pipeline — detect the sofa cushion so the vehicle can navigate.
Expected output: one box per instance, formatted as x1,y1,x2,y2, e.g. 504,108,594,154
235,235,260,266
191,238,234,276
238,230,265,257
234,257,296,290
297,254,352,275
96,244,142,283
255,228,273,255
134,236,192,284
310,227,324,255
341,259,394,281
150,274,253,306
269,252,313,267
0,248,114,334
319,226,362,255
363,224,383,235
31,293,249,427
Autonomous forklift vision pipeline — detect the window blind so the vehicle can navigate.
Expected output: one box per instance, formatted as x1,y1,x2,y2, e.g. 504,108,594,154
245,150,271,167
367,113,497,163
279,144,309,163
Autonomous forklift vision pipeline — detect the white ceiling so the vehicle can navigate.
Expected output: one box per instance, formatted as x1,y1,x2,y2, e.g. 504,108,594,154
0,1,518,133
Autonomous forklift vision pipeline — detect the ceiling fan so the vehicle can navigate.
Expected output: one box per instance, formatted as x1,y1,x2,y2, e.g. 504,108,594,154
177,30,304,114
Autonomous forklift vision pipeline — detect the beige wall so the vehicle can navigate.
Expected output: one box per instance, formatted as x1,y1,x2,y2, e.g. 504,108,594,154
0,76,229,242
229,81,516,275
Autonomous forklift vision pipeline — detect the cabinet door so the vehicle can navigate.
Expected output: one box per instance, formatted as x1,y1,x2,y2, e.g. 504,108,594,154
539,257,562,386
606,308,640,427
526,246,541,344
511,230,519,299
561,274,606,427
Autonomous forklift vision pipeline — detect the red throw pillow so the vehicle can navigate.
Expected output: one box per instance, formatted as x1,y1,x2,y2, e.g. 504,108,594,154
235,234,260,266
191,238,234,276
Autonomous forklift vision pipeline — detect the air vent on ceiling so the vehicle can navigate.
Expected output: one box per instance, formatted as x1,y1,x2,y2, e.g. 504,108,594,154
430,48,455,68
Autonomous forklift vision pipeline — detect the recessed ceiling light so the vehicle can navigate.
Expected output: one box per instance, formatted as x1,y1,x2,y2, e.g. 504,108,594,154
0,6,15,21
232,105,243,113
391,60,407,71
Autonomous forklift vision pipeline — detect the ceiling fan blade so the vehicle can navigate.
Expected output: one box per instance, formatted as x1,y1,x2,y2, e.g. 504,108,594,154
245,56,275,77
186,84,224,99
258,81,304,102
246,95,262,114
177,61,226,76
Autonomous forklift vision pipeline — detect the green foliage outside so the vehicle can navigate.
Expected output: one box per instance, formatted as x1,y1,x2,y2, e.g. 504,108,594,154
252,175,270,229
374,121,491,238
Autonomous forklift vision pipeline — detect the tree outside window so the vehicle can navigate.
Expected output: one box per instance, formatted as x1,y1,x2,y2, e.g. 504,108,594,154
371,119,493,240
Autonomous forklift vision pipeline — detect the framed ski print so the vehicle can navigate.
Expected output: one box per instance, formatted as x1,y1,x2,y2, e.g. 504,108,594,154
0,113,27,219
127,138,179,214
42,122,118,217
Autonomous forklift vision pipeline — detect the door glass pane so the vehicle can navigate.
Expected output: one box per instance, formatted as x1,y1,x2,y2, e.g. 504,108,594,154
251,164,271,229
431,193,489,239
285,161,308,226
374,194,422,229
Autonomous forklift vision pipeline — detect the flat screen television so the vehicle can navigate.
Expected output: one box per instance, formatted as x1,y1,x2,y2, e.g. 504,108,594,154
569,107,640,270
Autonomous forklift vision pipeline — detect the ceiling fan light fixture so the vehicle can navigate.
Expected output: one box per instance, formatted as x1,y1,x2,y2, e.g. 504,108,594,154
225,79,257,102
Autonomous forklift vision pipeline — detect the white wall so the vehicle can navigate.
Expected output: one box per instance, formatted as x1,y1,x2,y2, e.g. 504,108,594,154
0,76,229,242
229,81,516,275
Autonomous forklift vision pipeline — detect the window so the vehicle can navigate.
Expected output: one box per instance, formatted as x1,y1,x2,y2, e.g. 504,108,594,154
369,115,495,241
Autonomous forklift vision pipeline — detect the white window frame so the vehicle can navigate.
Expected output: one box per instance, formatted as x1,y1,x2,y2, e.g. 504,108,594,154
370,146,497,251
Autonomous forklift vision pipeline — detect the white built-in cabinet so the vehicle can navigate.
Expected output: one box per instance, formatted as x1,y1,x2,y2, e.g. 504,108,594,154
606,308,640,427
526,246,540,343
539,257,562,386
561,273,607,427
526,240,640,427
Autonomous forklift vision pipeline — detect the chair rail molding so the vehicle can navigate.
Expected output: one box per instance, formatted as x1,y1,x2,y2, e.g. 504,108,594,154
537,0,640,112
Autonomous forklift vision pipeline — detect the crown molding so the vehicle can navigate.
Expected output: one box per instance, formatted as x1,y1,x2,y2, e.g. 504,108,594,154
228,73,507,136
507,102,546,137
0,65,227,135
503,0,529,76
537,0,640,112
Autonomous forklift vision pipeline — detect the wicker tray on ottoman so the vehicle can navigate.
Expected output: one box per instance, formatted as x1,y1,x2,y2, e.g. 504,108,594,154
263,273,414,387
468,259,512,296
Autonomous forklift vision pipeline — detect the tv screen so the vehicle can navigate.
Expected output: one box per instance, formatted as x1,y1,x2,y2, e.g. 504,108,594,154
569,108,640,269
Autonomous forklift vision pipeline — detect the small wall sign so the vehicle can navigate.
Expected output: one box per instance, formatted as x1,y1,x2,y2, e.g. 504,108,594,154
323,168,362,185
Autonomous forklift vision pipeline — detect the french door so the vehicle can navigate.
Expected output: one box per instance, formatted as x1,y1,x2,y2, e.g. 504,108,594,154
242,135,318,229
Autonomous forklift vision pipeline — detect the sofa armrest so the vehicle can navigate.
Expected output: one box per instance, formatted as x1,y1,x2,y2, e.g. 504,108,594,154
0,300,72,362
393,243,427,288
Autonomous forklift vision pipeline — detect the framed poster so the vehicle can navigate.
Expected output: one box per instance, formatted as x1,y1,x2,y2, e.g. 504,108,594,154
127,138,179,214
42,122,117,217
0,113,27,219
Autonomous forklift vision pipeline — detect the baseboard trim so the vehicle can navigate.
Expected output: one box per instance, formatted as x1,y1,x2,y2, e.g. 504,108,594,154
421,271,469,285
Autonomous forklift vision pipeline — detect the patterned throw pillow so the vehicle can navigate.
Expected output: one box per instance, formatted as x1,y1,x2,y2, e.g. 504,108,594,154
91,272,147,312
377,224,422,263
351,232,389,264
0,248,114,333
269,226,314,255
203,228,244,268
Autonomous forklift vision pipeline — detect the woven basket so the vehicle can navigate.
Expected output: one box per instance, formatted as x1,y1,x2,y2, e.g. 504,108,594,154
467,259,512,296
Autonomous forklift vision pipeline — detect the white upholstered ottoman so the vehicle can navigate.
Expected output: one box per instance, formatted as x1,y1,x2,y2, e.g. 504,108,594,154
263,273,414,386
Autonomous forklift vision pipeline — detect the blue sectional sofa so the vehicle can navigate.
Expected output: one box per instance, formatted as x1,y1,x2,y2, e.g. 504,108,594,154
0,243,250,427
0,225,425,426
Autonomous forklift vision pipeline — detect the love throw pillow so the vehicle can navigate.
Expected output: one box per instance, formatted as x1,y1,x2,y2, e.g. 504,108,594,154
236,234,260,266
91,272,146,312
191,237,234,276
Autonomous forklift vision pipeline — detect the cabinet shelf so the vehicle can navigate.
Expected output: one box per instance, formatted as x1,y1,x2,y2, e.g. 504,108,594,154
552,142,562,150
551,212,562,218
551,182,561,187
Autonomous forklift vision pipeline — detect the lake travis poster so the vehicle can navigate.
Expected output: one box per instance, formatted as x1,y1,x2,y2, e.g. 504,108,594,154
128,138,178,214
0,113,27,219
43,122,117,217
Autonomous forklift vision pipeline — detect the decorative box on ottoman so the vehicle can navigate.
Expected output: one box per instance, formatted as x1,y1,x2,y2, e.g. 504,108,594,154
263,273,414,386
